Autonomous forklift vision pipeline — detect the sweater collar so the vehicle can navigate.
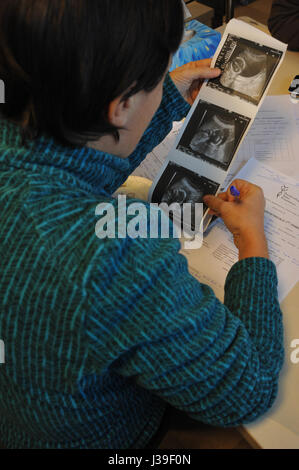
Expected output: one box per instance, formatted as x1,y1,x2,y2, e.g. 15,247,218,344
0,117,131,196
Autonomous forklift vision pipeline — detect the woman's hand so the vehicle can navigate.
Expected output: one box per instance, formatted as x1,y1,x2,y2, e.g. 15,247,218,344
170,58,221,105
203,180,269,260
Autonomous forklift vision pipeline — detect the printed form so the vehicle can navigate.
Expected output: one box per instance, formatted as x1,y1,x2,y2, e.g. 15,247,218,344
182,158,299,302
223,94,299,187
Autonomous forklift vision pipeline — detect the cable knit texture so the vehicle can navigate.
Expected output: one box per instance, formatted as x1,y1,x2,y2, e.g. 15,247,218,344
0,75,284,448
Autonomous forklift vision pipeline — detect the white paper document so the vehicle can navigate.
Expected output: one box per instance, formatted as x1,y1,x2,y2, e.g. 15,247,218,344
182,158,299,303
222,95,299,188
293,100,299,133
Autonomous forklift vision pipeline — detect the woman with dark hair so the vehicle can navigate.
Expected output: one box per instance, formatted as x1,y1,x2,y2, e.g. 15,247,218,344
0,0,283,449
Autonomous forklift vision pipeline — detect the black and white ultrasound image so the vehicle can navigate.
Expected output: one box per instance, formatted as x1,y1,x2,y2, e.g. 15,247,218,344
207,34,283,105
151,163,219,230
177,100,250,171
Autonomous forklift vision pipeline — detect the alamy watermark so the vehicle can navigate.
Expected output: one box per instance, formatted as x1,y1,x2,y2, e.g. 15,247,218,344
95,195,204,249
290,339,299,364
0,339,4,364
0,79,5,103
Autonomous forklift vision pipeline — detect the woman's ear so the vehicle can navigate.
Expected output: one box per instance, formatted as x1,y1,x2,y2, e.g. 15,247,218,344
107,94,134,128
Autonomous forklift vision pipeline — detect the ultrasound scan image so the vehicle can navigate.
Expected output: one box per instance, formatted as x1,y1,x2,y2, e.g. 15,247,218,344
189,113,236,166
177,100,250,170
207,35,283,105
151,163,219,230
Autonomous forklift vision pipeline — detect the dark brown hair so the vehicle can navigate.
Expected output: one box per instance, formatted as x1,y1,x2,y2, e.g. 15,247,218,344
0,0,184,147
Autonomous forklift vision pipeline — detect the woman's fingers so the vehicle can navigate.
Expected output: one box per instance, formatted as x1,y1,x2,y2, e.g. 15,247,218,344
203,195,224,215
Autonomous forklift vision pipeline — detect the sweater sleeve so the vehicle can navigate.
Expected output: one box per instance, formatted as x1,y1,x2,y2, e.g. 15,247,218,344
126,74,190,173
85,233,284,427
268,0,299,51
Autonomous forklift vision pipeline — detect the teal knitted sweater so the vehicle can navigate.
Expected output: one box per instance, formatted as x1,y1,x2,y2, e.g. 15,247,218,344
0,76,284,449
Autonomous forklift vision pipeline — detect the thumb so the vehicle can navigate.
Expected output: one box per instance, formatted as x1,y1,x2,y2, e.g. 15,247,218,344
203,195,224,215
187,66,221,81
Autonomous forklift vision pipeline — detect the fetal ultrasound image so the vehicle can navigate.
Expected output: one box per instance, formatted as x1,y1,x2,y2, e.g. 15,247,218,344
177,99,250,170
207,34,283,105
151,162,219,230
